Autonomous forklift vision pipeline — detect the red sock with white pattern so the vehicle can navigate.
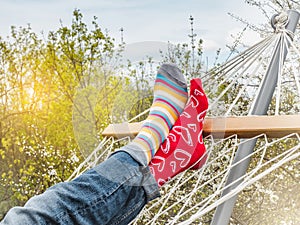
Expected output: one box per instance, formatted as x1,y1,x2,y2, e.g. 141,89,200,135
149,78,208,187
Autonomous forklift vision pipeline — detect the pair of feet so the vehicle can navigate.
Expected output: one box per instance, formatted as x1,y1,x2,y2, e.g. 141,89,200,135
123,63,208,187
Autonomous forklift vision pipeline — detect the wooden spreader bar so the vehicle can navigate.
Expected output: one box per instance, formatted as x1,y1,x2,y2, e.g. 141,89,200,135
102,115,300,139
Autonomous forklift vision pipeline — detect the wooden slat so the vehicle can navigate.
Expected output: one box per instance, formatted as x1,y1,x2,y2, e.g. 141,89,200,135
102,115,300,139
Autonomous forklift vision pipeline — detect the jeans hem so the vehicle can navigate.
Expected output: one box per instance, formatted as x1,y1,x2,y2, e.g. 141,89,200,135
111,151,160,202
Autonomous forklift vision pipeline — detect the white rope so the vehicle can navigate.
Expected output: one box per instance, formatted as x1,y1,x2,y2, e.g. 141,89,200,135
224,58,265,116
131,135,239,224
130,130,300,224
67,136,110,180
205,33,280,116
71,11,300,224
128,108,150,123
202,35,275,84
94,132,300,225
248,33,282,114
176,134,300,224
204,35,276,89
67,135,131,180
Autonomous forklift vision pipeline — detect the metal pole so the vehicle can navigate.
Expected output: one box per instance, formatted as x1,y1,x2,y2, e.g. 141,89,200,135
211,10,300,225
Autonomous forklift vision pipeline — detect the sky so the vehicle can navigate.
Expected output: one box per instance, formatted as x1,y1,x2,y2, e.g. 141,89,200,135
0,0,270,65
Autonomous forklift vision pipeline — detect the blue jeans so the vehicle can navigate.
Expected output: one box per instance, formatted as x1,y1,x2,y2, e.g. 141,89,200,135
1,152,160,225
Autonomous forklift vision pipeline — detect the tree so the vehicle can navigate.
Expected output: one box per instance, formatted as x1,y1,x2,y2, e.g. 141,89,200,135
0,9,142,219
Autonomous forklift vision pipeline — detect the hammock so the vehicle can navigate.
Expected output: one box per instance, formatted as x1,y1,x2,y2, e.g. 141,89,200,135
68,10,300,225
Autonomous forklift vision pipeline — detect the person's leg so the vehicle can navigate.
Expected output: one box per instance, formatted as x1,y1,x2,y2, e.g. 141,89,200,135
1,63,187,225
109,78,209,223
1,152,159,225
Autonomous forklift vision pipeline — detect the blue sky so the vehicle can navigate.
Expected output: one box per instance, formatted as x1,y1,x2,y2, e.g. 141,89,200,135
0,0,270,64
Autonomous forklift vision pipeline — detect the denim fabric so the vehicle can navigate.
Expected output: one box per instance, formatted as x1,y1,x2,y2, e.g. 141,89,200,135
1,152,160,225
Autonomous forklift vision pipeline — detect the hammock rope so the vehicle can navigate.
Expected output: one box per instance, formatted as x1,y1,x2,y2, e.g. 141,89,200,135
69,10,300,224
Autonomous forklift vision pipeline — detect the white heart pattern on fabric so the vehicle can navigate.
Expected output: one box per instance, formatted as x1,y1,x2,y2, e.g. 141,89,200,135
187,124,197,132
172,126,193,146
170,161,176,173
197,110,207,122
174,149,192,168
151,156,166,172
161,138,170,154
169,133,177,142
186,95,199,108
194,88,205,96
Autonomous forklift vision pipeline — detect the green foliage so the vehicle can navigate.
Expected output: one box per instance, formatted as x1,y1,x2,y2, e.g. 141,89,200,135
0,9,143,219
0,8,205,219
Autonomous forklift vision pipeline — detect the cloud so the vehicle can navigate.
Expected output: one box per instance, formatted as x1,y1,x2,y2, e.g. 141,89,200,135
202,39,221,51
122,41,168,63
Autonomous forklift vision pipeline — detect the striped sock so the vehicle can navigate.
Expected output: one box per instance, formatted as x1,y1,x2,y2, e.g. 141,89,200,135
121,64,188,165
149,78,209,187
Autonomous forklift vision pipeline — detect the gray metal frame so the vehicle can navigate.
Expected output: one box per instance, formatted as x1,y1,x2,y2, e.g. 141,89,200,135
211,10,300,225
